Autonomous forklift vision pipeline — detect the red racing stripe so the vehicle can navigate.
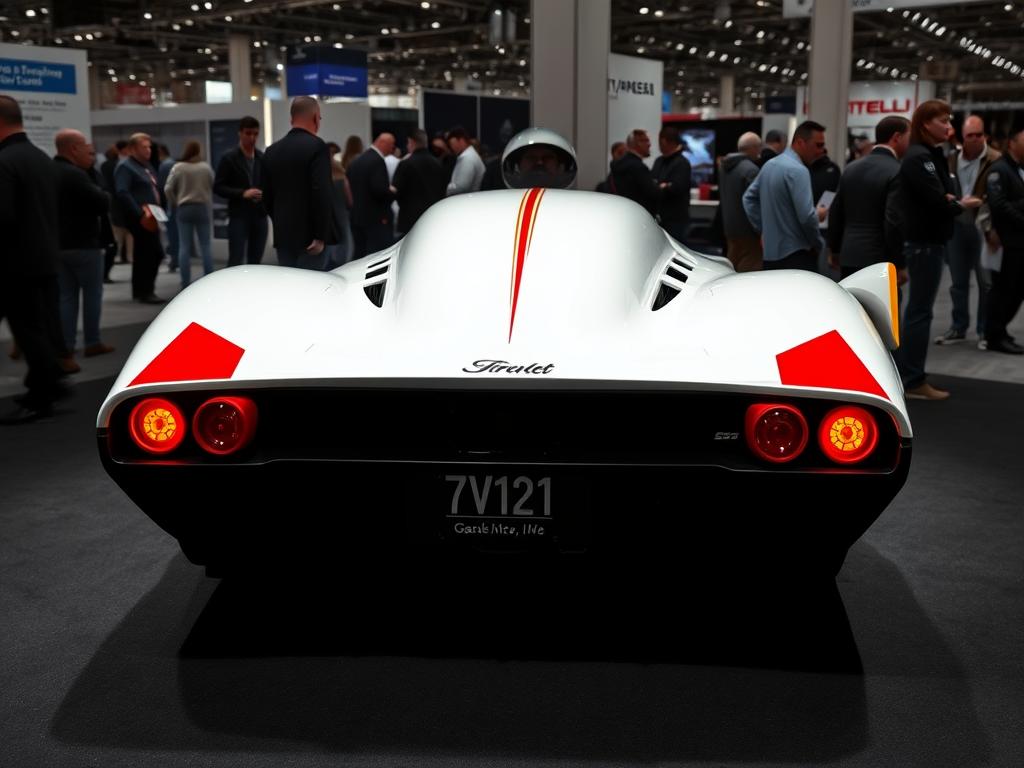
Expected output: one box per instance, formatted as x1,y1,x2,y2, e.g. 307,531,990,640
508,187,545,342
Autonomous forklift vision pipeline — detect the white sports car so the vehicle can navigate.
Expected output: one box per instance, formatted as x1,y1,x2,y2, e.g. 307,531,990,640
97,132,911,580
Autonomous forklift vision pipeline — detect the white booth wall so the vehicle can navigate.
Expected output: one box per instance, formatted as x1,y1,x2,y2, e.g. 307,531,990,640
268,99,371,146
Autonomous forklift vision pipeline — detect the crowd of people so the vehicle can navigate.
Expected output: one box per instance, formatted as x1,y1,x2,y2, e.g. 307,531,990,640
2,90,1022,423
603,102,1024,403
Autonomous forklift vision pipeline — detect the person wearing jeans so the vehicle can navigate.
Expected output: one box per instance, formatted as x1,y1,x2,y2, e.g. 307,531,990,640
896,100,982,400
53,128,114,363
164,140,215,289
898,243,948,389
175,202,214,287
936,115,1001,344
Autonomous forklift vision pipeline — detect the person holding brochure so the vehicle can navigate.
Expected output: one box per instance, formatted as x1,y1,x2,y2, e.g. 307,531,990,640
742,121,829,272
114,132,166,304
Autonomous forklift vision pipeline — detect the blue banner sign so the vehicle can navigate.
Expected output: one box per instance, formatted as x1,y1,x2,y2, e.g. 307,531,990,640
286,46,367,98
0,57,77,94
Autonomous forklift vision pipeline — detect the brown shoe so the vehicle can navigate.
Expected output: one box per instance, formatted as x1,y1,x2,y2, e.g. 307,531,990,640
84,343,115,357
905,382,950,401
58,356,81,374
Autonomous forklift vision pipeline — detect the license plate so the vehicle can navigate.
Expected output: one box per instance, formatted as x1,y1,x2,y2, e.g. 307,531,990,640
443,473,553,541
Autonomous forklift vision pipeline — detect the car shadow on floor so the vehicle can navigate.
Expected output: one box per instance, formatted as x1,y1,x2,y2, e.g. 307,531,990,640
49,544,986,764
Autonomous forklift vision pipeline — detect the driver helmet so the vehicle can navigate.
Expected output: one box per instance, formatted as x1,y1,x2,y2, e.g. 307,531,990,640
501,127,577,189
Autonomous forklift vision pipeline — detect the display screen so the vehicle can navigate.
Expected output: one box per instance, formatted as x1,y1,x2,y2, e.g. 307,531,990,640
680,129,715,187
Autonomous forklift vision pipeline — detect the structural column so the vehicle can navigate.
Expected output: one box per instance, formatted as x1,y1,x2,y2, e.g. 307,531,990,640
719,74,735,115
807,1,852,165
530,0,610,191
228,33,252,103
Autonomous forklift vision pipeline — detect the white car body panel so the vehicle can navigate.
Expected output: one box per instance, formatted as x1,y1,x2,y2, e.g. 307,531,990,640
97,189,911,437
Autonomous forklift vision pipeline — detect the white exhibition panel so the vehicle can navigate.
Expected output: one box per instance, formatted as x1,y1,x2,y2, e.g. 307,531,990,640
91,101,270,158
0,42,90,150
268,98,371,146
608,53,664,169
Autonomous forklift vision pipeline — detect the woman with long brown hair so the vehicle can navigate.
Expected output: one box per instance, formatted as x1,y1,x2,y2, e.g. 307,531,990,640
897,100,982,401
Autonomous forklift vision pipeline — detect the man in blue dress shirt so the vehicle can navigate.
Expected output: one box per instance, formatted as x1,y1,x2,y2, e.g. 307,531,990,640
742,121,829,271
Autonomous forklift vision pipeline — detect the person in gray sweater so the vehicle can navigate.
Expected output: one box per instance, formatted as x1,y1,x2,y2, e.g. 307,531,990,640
719,132,763,272
164,140,214,289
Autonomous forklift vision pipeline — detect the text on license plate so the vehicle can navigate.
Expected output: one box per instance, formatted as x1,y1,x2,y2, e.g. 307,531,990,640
446,474,552,518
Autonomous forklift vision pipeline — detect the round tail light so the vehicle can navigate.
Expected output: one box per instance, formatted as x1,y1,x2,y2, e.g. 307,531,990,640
745,403,809,463
192,396,258,455
819,406,878,464
129,397,187,454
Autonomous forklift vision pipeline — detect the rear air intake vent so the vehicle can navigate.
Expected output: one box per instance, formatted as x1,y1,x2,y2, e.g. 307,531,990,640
363,255,393,307
651,253,696,311
652,283,681,311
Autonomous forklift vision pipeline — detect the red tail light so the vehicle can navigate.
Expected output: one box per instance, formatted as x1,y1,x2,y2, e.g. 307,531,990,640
129,398,186,454
192,396,258,455
818,406,878,464
745,403,809,463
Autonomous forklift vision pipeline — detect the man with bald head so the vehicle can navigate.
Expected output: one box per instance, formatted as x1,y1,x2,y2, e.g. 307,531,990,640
347,131,398,258
719,131,763,271
54,129,113,366
935,114,1002,344
261,95,336,269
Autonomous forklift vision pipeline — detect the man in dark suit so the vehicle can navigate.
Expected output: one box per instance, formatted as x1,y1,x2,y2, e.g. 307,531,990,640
214,115,269,267
759,129,786,166
392,128,445,237
981,122,1024,354
261,96,334,270
0,96,65,424
827,116,910,281
347,132,397,258
114,132,165,303
608,129,663,216
652,126,692,242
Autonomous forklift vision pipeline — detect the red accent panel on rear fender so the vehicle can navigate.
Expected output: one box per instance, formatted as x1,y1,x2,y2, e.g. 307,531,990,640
129,322,245,387
776,330,889,400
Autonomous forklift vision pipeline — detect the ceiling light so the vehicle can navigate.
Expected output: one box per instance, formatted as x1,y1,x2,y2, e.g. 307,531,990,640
430,21,440,29
85,33,93,39
654,9,664,17
172,23,181,30
74,34,82,40
25,8,36,17
204,2,213,9
724,19,733,28
275,63,283,71
421,1,430,7
224,15,232,21
639,7,649,14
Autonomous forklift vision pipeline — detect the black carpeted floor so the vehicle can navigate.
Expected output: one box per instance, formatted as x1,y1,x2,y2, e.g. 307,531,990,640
1,373,1022,767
